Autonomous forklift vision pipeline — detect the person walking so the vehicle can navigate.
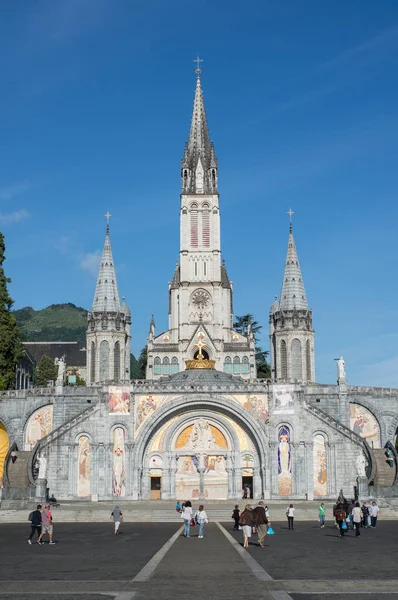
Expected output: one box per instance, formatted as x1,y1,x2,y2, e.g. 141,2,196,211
352,501,362,537
369,501,379,528
181,500,193,538
318,503,326,528
239,504,255,549
38,504,55,545
361,502,370,528
28,504,42,544
195,505,208,538
111,505,123,535
175,501,181,513
286,504,295,530
335,502,347,538
231,505,240,530
253,501,269,548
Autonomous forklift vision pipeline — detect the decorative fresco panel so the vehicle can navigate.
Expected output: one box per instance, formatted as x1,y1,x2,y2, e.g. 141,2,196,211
176,421,228,450
109,386,130,413
135,395,170,430
78,436,90,498
112,427,126,497
203,455,228,499
273,385,295,415
313,434,327,496
25,405,54,450
350,404,381,448
175,456,200,500
278,425,292,496
224,393,269,422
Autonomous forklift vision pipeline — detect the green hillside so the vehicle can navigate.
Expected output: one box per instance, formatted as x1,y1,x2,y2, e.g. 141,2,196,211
13,303,88,346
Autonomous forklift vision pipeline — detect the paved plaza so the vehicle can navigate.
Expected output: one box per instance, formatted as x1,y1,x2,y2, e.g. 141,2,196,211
0,520,398,600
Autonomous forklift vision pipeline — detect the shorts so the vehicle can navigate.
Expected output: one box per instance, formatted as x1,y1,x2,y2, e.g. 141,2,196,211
41,524,53,535
242,525,252,537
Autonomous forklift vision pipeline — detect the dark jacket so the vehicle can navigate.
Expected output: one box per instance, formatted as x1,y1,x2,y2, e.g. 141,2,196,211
253,506,268,525
239,509,255,526
30,510,42,526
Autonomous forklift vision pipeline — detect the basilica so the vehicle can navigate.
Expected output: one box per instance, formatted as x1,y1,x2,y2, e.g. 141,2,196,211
0,68,398,505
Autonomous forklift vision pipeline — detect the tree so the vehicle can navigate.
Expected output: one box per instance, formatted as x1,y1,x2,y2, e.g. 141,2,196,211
0,233,23,390
130,353,141,379
137,346,147,379
65,367,85,386
233,313,271,379
34,355,58,387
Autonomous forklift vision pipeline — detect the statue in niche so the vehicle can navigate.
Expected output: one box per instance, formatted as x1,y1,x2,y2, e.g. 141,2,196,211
356,451,367,477
37,454,47,479
184,419,217,451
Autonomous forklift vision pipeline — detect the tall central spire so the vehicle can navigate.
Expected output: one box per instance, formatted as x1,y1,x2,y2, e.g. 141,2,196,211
181,61,218,194
92,222,121,313
279,221,308,311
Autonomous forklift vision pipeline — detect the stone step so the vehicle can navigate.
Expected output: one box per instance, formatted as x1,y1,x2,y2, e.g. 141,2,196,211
373,449,396,486
6,451,31,489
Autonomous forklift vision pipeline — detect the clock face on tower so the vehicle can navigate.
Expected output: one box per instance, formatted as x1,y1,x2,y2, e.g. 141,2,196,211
191,289,211,310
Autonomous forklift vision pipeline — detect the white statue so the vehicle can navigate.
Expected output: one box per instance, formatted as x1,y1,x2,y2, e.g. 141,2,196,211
184,419,217,451
37,454,47,479
55,356,66,386
356,451,367,477
337,357,346,381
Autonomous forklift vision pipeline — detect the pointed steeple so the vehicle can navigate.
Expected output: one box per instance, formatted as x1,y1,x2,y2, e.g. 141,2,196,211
92,222,121,313
181,61,218,194
279,218,308,311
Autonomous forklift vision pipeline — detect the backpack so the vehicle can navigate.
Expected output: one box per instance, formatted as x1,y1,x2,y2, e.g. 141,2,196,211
335,508,345,522
28,512,33,522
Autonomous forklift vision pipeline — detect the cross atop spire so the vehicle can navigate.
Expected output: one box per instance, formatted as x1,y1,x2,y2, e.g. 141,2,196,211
287,207,294,231
194,55,203,76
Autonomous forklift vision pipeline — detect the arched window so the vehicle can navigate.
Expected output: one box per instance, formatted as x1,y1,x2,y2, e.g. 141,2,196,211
190,208,198,247
241,356,249,374
202,209,210,248
224,356,232,374
291,339,302,380
114,341,120,381
78,436,90,498
162,356,170,375
280,340,287,380
90,341,96,383
171,357,179,374
154,357,161,375
233,356,240,374
306,340,311,381
100,340,109,381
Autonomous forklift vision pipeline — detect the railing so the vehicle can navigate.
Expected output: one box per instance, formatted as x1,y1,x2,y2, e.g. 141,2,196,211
37,401,101,450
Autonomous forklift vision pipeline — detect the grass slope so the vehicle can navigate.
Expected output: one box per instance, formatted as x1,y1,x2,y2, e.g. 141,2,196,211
13,303,88,346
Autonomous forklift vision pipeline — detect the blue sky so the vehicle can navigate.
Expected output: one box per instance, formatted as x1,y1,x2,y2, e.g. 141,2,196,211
1,0,398,386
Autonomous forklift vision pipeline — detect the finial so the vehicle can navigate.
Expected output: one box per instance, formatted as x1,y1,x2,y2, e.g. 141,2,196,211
287,207,294,232
194,55,203,77
105,211,112,233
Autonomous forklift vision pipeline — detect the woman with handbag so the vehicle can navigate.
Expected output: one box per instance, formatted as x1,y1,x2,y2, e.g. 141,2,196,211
239,504,255,549
181,500,193,538
194,504,208,538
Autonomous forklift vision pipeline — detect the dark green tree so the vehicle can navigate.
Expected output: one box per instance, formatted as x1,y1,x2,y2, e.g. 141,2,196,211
0,233,23,390
65,367,85,386
137,346,147,379
130,353,141,379
233,313,271,379
34,355,58,387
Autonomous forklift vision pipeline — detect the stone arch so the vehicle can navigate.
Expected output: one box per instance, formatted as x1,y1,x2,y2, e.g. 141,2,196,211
387,414,398,444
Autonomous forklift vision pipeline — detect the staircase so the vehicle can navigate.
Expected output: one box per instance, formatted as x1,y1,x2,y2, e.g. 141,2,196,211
6,451,31,489
151,509,233,522
372,449,396,486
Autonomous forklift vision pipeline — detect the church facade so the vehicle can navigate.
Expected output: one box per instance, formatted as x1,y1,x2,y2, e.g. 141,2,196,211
0,69,397,504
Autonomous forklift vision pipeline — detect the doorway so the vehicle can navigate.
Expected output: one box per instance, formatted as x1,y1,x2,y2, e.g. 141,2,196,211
150,476,161,500
242,476,253,499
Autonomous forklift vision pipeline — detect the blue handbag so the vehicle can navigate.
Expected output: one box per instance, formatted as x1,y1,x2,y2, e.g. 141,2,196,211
267,527,275,535
341,521,347,530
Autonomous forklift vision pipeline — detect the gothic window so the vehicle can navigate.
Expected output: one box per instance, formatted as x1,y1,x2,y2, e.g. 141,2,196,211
202,209,210,247
241,356,249,374
90,341,96,382
280,340,287,380
224,356,232,374
162,357,170,375
194,262,198,277
154,357,161,375
100,340,109,381
114,341,120,381
203,262,207,277
212,169,216,184
291,338,302,380
190,208,198,248
233,356,240,374
306,340,311,381
171,356,179,374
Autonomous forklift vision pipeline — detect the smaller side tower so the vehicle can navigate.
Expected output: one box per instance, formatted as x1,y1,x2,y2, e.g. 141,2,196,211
86,218,131,384
269,213,315,383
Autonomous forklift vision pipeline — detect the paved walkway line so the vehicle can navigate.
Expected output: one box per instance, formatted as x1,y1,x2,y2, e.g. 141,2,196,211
131,525,183,583
114,593,136,599
216,523,274,582
270,593,294,600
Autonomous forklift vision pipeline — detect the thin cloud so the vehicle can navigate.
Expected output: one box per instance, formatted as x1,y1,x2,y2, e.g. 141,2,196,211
0,183,30,201
79,250,101,277
0,209,30,224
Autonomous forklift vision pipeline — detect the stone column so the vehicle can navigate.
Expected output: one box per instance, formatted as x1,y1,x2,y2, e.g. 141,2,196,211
338,382,349,428
253,467,261,499
142,467,150,499
35,478,46,502
233,452,241,498
125,443,134,497
269,442,278,497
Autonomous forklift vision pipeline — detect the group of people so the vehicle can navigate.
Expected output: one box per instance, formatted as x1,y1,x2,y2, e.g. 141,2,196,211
177,500,208,538
233,501,273,548
332,494,380,538
27,503,55,545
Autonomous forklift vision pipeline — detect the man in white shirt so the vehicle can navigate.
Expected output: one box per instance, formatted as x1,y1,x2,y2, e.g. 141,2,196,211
369,501,380,528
